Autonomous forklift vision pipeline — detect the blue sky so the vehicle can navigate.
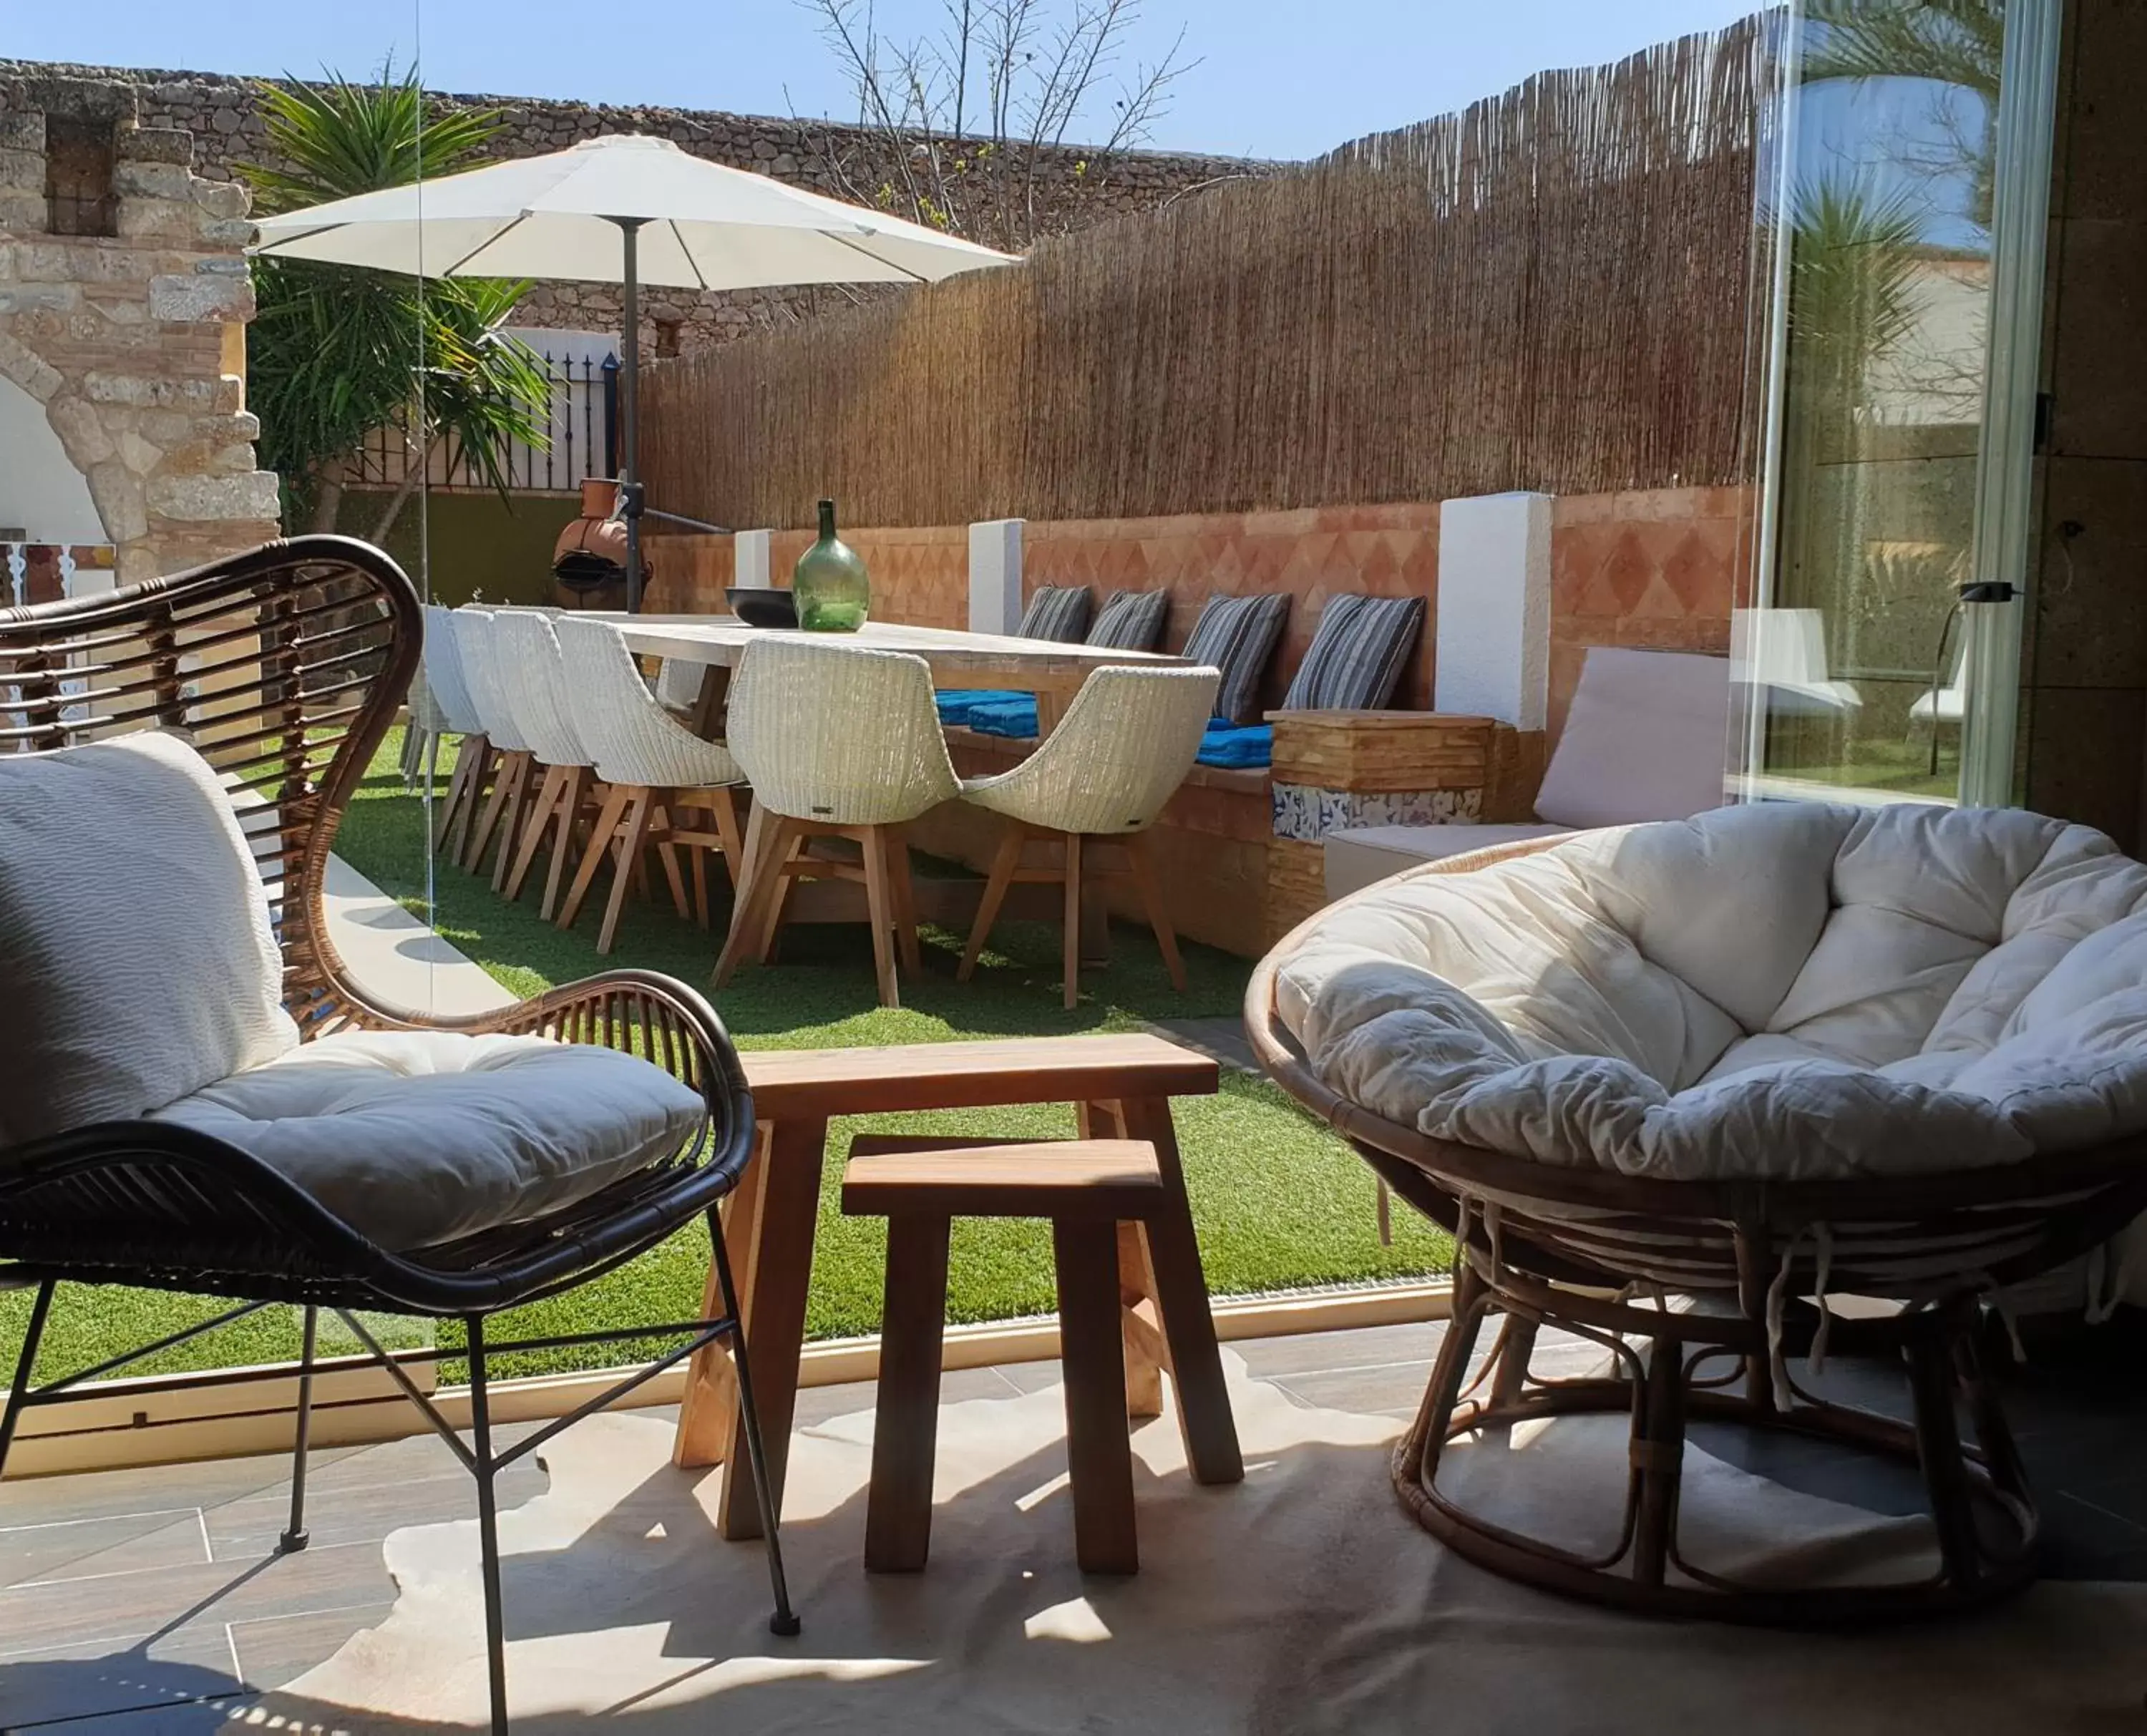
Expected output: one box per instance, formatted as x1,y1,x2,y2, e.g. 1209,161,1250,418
12,1,1761,161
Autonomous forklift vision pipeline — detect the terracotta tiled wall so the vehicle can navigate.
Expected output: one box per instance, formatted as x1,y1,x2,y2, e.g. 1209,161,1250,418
766,525,970,628
1024,504,1441,711
648,489,1751,752
1547,485,1751,741
643,525,968,625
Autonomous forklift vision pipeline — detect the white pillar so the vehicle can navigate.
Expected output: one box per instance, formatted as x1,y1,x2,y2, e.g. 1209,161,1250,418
968,518,1025,635
1434,492,1552,728
734,527,771,589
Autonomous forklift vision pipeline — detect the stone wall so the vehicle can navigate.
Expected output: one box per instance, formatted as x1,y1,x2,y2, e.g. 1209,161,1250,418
0,72,278,586
0,59,1270,360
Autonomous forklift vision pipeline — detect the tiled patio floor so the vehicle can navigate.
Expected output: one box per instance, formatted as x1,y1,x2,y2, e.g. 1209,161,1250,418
3,1318,2141,1731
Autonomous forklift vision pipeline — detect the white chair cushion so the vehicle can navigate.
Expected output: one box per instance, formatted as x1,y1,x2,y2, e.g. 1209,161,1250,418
1532,647,1730,829
1275,801,2147,1181
0,733,299,1149
150,1029,709,1251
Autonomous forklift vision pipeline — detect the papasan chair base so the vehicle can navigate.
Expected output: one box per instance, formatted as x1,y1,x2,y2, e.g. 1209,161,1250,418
1389,1166,2040,1624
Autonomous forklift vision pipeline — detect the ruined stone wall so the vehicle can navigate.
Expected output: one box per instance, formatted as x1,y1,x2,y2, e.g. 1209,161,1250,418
1,60,1271,357
0,71,278,585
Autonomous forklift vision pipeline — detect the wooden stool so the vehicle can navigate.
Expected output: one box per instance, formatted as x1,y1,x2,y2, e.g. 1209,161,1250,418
842,1138,1177,1575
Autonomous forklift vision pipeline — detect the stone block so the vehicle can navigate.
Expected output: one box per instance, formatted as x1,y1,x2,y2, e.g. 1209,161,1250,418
0,192,47,231
117,429,162,474
0,282,80,315
193,179,248,220
0,147,42,191
116,545,160,585
117,198,199,243
45,391,115,465
83,371,223,409
14,242,153,286
148,270,255,323
195,215,254,248
115,126,195,167
0,114,44,152
0,328,62,400
88,462,147,542
147,469,281,523
112,160,195,200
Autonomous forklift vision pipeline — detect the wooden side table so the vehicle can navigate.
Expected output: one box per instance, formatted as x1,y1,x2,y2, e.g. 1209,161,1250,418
675,1033,1242,1541
843,1138,1172,1574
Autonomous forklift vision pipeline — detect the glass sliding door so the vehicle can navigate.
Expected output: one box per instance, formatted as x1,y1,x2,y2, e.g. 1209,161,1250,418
1740,0,2063,807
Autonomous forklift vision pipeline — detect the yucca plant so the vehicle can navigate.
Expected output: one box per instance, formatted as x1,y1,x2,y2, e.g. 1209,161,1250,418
240,65,552,537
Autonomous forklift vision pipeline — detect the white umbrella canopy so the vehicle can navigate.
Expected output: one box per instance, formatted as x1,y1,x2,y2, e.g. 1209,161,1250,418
250,134,1016,605
250,132,1015,288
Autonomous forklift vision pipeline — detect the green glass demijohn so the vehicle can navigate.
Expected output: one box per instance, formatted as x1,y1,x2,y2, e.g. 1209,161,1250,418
792,498,870,632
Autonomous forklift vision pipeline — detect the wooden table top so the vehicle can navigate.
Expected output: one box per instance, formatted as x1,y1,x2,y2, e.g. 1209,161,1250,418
738,1032,1220,1118
608,614,1189,687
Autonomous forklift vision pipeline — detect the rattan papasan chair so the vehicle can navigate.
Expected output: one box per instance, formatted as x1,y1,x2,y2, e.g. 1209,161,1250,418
1247,802,2147,1623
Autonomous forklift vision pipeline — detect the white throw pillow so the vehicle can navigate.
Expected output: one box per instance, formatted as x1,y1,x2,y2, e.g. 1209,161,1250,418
0,732,299,1148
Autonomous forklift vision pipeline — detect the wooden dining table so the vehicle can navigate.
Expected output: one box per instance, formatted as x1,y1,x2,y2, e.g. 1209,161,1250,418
608,614,1188,741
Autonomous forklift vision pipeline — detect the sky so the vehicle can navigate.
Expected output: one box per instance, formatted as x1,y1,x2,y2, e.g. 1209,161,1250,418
7,1,1762,162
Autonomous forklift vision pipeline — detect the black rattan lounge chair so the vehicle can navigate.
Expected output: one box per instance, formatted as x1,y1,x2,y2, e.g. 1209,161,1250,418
0,537,797,1736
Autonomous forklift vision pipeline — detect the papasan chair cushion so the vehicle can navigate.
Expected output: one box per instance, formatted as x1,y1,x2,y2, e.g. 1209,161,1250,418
1274,801,2147,1181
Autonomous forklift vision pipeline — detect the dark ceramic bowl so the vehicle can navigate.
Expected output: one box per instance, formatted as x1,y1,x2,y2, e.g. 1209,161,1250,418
726,586,799,629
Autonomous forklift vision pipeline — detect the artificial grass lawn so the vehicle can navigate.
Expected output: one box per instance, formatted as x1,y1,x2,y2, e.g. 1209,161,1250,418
4,733,1448,1385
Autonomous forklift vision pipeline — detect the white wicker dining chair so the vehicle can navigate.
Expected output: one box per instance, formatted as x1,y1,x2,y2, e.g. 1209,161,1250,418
485,609,605,910
554,617,750,955
448,608,541,877
656,655,706,718
958,663,1219,1008
717,636,961,1007
419,604,492,857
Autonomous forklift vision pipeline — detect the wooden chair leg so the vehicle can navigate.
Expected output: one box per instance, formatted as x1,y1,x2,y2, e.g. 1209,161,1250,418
865,1214,953,1573
1054,1216,1139,1574
691,844,711,929
539,767,594,922
715,814,797,987
558,782,632,933
464,750,521,874
860,823,902,1008
599,789,656,954
884,826,922,975
505,764,563,901
1126,831,1187,993
958,825,1026,983
1062,833,1085,1010
707,785,746,881
490,756,536,892
652,797,692,919
752,825,807,967
448,740,493,864
436,736,477,853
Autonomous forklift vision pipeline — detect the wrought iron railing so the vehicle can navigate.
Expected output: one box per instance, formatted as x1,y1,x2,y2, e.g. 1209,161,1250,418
352,336,619,495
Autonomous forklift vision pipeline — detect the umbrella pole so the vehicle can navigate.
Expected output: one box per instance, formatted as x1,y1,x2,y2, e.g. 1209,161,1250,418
613,215,649,613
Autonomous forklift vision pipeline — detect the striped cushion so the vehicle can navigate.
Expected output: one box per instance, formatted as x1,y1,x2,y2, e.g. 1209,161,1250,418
1017,585,1093,643
1280,594,1426,712
1181,593,1290,725
1086,589,1171,651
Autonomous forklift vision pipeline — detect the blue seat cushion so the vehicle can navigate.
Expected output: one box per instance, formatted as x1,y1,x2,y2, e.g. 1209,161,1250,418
967,695,1042,740
1195,721,1272,769
937,688,1030,728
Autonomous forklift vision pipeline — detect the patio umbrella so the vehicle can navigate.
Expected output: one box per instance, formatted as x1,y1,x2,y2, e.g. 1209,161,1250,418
251,133,1017,606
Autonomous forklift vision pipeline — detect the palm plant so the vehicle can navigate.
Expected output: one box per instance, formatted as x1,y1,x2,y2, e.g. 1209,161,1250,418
1802,0,2005,228
240,67,552,537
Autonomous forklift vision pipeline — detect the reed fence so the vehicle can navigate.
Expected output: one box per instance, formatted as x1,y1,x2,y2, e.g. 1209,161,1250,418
643,15,1769,531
